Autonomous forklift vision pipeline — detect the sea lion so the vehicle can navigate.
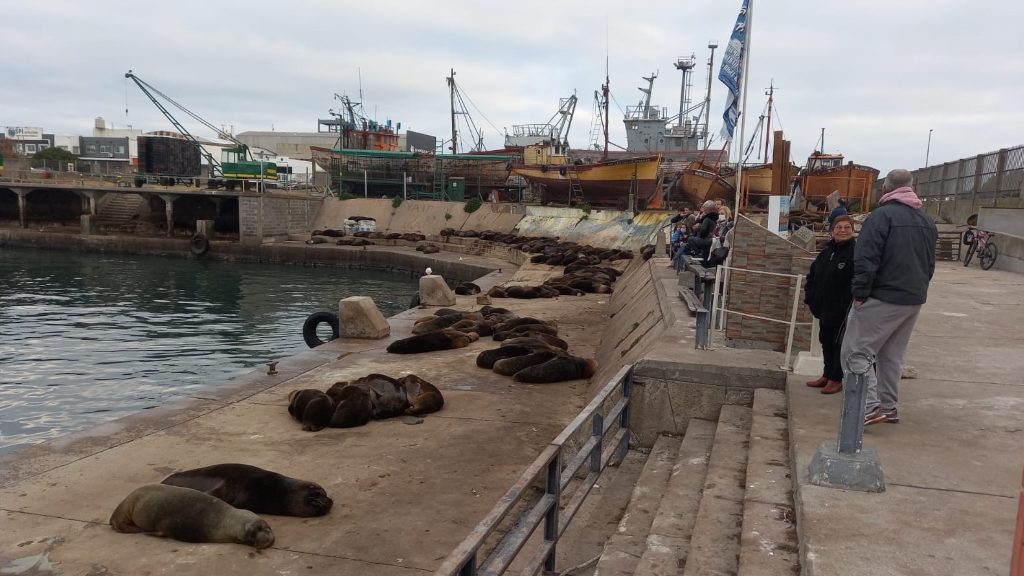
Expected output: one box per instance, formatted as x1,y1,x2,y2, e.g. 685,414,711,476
399,374,445,415
386,330,479,354
450,319,494,336
110,484,275,549
305,236,328,244
494,324,559,341
487,286,508,298
313,229,346,238
420,244,441,254
336,237,356,245
568,280,612,294
161,463,333,517
326,383,373,428
513,356,599,383
351,238,374,246
493,350,562,376
478,305,514,317
287,389,337,432
454,282,481,295
475,345,536,369
494,317,554,331
347,374,410,419
503,285,541,299
412,313,474,334
501,333,569,350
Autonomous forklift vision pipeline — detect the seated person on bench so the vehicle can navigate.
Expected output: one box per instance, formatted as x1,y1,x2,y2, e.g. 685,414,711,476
685,201,720,259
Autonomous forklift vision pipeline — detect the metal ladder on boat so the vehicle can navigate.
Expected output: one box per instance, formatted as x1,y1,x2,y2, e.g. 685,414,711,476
562,150,586,205
432,157,445,200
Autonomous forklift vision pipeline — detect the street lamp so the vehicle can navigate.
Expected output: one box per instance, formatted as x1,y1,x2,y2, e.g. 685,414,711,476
925,129,933,167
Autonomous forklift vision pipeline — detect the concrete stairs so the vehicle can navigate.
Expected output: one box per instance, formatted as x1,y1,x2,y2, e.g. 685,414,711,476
582,389,797,576
97,193,145,224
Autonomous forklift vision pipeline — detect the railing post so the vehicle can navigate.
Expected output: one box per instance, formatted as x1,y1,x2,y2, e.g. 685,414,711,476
618,367,633,463
459,553,476,576
808,351,885,492
708,265,723,349
783,274,804,371
592,413,604,473
543,451,561,573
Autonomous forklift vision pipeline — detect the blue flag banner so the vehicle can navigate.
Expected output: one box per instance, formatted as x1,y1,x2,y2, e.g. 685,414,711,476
719,0,749,142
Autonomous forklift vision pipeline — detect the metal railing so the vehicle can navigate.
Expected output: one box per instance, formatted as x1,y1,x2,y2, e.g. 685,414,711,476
434,365,634,576
707,265,811,370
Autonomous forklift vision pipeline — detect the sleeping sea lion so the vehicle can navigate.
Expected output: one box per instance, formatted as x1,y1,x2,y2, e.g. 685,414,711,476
503,285,541,299
513,356,599,383
287,389,337,432
493,350,562,376
494,324,559,341
326,383,373,428
494,317,555,332
476,345,536,369
487,286,508,298
454,282,481,295
412,313,476,334
501,333,569,350
450,319,494,336
399,374,445,415
347,374,410,419
478,305,513,317
161,463,333,517
386,330,479,354
110,484,275,549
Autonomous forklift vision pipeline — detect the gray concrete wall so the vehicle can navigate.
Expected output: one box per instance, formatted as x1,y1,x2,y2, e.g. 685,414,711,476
987,231,1024,273
239,195,321,244
978,207,1024,237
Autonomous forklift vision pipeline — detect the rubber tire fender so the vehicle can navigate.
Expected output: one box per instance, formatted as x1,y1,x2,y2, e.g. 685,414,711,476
190,234,209,256
302,311,340,348
409,292,421,309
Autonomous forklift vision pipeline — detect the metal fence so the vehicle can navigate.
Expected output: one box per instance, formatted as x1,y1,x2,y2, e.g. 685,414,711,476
913,145,1024,224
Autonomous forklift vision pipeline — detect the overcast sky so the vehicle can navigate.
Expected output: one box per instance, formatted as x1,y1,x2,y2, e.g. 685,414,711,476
2,0,1021,174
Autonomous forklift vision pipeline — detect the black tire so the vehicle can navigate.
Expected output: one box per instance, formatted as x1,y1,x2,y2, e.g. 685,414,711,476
409,292,421,309
980,242,998,270
189,234,209,256
963,240,976,267
507,189,520,202
302,311,340,348
134,178,145,188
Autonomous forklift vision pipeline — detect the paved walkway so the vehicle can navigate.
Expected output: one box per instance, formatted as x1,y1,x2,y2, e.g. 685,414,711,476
789,261,1024,575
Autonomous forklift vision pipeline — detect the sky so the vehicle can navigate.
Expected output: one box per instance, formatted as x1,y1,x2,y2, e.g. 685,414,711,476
2,0,1022,175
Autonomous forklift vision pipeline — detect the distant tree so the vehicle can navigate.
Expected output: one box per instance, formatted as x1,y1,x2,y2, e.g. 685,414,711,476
34,147,78,163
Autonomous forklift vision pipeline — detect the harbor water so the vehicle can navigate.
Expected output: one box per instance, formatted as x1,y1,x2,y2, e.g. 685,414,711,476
0,247,419,456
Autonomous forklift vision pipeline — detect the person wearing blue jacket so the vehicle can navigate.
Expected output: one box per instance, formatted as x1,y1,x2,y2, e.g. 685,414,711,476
840,169,938,426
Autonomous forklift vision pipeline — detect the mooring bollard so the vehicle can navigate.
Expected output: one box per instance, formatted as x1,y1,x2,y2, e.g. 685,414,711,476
808,351,885,492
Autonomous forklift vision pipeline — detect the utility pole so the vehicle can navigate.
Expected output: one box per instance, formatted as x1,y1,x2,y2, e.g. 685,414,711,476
820,128,825,154
925,129,933,167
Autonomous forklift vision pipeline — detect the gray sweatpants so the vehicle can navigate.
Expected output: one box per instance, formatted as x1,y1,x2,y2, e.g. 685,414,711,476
840,298,922,413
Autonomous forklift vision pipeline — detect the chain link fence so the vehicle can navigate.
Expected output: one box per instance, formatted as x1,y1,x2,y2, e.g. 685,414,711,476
914,145,1024,224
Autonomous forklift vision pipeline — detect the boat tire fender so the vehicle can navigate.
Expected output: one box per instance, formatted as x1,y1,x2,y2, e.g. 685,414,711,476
302,311,340,348
190,234,210,256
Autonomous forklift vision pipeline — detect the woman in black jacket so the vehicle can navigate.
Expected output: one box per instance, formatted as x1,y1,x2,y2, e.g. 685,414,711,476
803,215,856,394
685,201,719,258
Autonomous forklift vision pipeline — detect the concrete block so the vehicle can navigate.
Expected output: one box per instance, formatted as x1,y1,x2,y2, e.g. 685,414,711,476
419,275,456,306
337,296,391,339
196,219,215,237
809,442,885,493
793,350,824,376
80,215,96,235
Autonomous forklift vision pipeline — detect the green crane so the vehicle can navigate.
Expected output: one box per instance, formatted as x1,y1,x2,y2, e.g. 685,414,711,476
125,70,276,190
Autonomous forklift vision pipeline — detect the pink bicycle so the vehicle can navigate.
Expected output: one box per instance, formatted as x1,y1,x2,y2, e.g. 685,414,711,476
962,226,998,270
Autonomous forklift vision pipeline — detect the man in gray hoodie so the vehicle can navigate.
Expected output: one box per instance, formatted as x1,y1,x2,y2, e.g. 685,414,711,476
841,169,938,426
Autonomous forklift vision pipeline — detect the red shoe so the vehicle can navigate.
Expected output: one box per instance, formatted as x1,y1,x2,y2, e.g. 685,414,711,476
806,376,828,388
821,380,843,394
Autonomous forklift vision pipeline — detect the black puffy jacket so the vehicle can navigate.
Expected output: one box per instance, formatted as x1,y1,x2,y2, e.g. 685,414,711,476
804,238,856,326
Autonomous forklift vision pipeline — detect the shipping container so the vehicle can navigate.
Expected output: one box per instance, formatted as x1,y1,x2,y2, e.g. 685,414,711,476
137,135,200,177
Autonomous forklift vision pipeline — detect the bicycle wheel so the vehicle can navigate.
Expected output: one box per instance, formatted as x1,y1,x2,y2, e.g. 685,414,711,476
980,242,998,270
963,240,977,267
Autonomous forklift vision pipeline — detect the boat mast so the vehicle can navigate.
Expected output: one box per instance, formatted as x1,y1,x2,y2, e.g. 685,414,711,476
602,71,610,159
447,68,458,153
763,81,774,162
703,41,718,150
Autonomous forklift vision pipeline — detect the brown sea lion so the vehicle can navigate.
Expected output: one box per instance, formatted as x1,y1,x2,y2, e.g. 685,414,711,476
450,319,494,336
306,236,329,244
412,313,475,334
493,350,562,376
504,285,541,299
494,317,554,331
385,232,402,240
487,286,508,298
351,238,374,246
501,333,569,350
336,237,356,245
386,329,479,354
454,282,481,295
326,384,373,428
513,356,599,383
314,229,346,238
347,374,410,419
287,389,337,432
161,463,333,517
475,345,536,369
568,280,612,294
110,484,275,549
420,244,441,254
399,374,445,415
494,324,559,341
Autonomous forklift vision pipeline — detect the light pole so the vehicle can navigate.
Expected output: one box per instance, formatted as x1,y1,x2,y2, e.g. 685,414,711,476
925,129,933,167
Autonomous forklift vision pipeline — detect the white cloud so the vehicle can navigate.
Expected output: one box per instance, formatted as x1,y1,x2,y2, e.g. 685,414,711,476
2,0,1022,175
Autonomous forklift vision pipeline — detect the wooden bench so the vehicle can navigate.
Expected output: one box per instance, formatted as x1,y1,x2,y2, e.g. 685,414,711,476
678,288,707,315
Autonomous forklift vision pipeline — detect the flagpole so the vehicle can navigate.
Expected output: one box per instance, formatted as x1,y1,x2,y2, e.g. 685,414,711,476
732,0,753,220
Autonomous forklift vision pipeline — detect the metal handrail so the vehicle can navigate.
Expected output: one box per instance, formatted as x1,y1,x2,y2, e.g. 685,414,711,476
434,364,634,576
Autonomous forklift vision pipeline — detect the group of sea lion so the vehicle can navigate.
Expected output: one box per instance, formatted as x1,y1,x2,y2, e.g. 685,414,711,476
475,316,598,383
288,373,444,431
488,264,622,299
110,463,333,549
